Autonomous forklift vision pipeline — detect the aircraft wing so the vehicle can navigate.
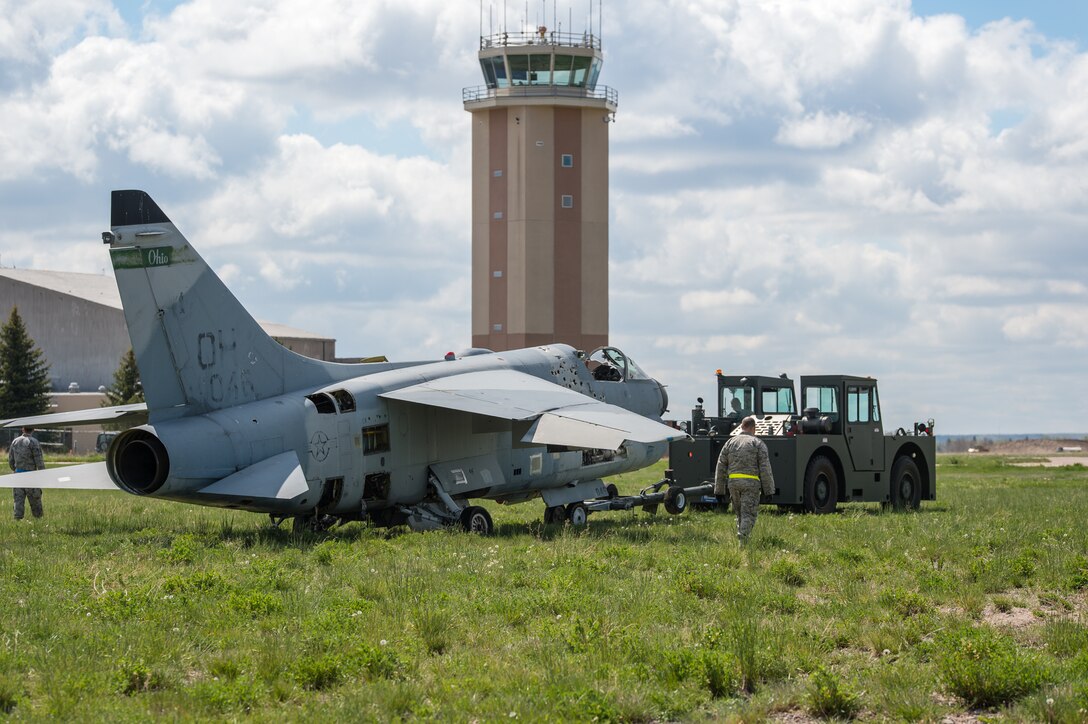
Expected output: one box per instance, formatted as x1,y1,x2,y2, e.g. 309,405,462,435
524,406,684,450
0,462,120,490
2,403,148,429
380,369,684,450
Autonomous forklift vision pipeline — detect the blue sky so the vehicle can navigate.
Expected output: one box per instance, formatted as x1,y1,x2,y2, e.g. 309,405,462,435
1,0,1086,434
913,0,1086,47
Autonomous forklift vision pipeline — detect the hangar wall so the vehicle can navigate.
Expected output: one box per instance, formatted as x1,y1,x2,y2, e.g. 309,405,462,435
0,270,337,394
0,275,129,393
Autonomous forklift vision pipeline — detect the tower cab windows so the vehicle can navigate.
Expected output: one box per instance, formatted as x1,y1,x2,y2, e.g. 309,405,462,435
479,52,601,90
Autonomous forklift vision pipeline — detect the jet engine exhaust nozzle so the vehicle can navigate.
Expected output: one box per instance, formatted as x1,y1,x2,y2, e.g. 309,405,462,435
107,428,170,495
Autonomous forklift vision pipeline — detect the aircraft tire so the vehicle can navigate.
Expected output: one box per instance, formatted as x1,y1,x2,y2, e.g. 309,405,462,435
460,506,494,535
543,505,566,525
566,502,589,526
291,515,312,534
605,483,619,499
889,456,922,511
664,486,687,515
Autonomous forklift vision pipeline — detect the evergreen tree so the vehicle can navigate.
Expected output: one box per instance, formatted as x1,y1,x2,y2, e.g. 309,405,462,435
104,348,144,405
0,306,51,418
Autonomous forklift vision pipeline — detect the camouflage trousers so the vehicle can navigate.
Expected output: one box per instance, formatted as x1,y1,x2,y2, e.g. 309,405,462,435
13,488,43,520
727,479,761,543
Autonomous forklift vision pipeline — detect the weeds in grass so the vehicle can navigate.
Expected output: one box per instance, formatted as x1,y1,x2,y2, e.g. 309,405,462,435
0,677,19,714
226,590,282,617
292,654,342,690
1066,555,1088,591
192,675,264,713
114,658,167,695
806,666,860,719
769,558,806,587
937,624,1049,707
413,608,453,655
1041,618,1088,659
700,650,741,698
725,600,762,693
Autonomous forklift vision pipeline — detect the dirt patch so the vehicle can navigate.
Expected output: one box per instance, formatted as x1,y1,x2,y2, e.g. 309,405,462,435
981,604,1037,628
769,710,820,723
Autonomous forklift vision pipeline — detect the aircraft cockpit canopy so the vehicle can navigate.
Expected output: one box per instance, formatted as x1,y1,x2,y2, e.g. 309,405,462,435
586,347,649,382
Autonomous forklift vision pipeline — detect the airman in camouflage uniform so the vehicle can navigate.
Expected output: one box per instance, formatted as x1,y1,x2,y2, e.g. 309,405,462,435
8,427,44,520
713,416,775,543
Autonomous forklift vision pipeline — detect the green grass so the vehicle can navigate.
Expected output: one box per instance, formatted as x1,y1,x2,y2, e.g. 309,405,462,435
0,454,1086,719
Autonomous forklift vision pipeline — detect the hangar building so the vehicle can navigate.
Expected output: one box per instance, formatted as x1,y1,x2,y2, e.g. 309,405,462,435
0,266,336,405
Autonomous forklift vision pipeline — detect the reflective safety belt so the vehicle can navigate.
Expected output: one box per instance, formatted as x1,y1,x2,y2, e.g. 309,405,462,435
729,473,760,480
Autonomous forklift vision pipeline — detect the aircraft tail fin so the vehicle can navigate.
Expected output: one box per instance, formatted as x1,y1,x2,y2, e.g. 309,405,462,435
107,190,372,419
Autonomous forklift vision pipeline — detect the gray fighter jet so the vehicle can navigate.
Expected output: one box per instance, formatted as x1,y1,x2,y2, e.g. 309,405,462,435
2,191,683,533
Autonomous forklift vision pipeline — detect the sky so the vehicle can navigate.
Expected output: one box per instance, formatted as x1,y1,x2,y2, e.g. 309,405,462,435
0,0,1085,435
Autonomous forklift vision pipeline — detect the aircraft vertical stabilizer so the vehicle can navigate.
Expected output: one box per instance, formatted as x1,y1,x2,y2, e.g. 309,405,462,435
107,190,379,421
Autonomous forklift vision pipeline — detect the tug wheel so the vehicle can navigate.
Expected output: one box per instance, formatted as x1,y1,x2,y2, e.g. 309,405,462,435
803,455,838,514
889,456,922,511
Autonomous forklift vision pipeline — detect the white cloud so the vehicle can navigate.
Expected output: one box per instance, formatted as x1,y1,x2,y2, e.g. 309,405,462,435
1,0,1087,432
1002,305,1088,349
776,111,873,149
679,289,759,311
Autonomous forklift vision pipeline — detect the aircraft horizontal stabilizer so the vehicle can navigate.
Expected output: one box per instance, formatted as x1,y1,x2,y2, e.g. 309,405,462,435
0,462,119,490
197,451,309,500
2,403,148,429
381,369,683,450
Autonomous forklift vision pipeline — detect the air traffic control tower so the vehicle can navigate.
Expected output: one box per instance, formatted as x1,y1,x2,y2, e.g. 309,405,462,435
464,25,617,352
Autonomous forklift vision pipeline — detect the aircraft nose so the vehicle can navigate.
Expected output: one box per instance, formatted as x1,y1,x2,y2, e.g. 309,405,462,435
655,380,669,417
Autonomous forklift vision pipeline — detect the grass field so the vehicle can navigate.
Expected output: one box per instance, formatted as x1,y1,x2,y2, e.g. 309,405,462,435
1,455,1087,721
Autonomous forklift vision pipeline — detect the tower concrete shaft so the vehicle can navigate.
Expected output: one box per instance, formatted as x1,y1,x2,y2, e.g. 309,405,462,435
464,28,616,353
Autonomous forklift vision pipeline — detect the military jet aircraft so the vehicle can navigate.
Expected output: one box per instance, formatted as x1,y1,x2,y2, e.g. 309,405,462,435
2,191,684,534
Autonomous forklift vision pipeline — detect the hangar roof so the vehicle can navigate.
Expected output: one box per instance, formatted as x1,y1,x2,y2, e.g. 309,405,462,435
0,268,330,341
0,268,122,309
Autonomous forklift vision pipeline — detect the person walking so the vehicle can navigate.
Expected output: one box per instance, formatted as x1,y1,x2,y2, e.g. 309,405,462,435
713,416,775,543
8,426,45,520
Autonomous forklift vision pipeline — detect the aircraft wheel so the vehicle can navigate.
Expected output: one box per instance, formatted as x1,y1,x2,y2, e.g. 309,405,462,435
460,506,494,535
803,455,838,514
543,505,566,525
664,486,688,515
292,514,334,533
605,483,619,499
566,502,589,526
889,456,922,511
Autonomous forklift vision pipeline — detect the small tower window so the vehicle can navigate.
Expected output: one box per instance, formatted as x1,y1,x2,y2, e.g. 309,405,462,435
561,195,574,208
561,154,573,168
493,169,503,177
493,323,503,332
493,211,503,220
